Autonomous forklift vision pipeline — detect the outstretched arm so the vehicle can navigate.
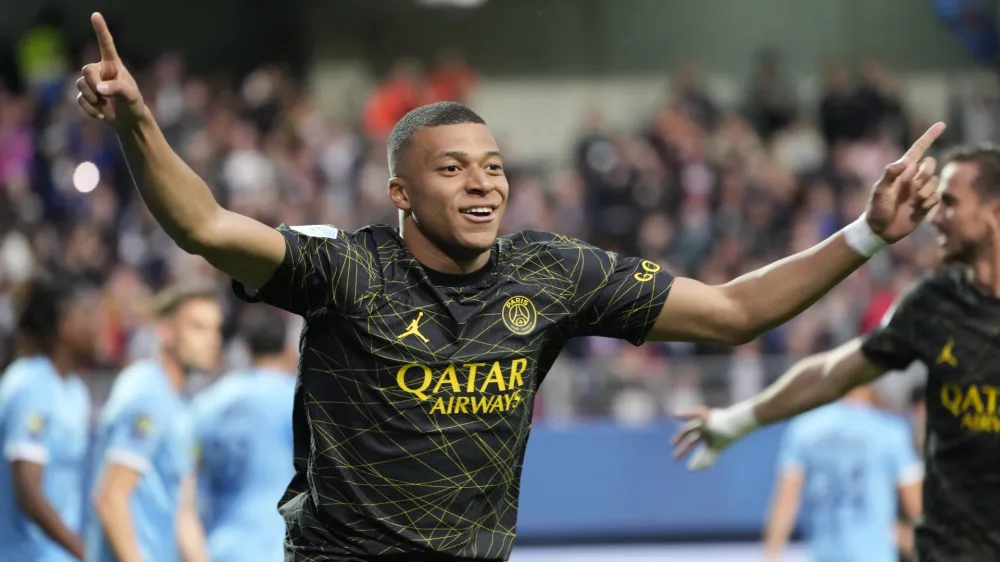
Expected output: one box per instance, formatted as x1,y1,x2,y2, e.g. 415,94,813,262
754,338,883,425
671,338,885,467
647,122,944,345
77,13,284,289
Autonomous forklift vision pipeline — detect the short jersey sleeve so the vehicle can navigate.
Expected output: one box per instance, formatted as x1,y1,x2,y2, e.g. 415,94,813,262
2,384,57,464
860,281,924,371
776,420,808,473
557,239,674,345
103,395,167,474
232,224,373,318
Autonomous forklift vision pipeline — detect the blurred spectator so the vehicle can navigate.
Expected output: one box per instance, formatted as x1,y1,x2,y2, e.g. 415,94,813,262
16,8,69,98
427,49,478,104
672,61,721,131
854,57,910,146
744,49,797,140
362,58,427,142
819,61,860,145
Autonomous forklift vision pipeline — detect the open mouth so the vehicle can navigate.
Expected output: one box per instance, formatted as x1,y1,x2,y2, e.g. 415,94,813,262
459,205,498,221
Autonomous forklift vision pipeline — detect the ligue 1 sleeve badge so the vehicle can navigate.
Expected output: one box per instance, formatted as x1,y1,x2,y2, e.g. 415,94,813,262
132,414,153,439
25,412,46,439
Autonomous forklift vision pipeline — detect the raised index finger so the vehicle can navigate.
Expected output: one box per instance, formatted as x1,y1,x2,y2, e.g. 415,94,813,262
902,122,946,163
91,12,119,62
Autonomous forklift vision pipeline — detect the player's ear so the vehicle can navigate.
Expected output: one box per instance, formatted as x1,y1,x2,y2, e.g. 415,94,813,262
388,177,412,212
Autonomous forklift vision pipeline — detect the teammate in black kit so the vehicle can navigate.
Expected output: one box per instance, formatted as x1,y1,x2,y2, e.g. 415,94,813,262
78,12,944,562
674,144,1000,562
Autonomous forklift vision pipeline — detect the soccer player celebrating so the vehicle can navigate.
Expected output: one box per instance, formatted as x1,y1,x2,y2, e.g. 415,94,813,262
86,286,221,562
761,384,922,562
672,144,1000,562
191,307,296,562
78,12,943,562
0,276,97,561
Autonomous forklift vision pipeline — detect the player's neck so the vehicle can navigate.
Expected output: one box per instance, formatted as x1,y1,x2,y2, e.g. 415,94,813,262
970,255,1000,298
44,346,78,378
400,220,491,274
156,352,187,393
252,356,287,373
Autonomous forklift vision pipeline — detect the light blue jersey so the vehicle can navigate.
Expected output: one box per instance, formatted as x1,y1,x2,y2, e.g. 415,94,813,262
778,400,922,562
0,356,90,562
86,360,194,562
191,367,295,562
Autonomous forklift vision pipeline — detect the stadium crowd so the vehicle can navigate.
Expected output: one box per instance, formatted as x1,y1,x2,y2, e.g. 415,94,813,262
0,28,975,418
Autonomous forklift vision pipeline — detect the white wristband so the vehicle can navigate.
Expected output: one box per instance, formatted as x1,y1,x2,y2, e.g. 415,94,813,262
842,213,888,258
709,400,759,440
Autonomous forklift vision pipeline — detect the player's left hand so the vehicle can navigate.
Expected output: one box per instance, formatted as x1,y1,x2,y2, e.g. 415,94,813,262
865,122,946,243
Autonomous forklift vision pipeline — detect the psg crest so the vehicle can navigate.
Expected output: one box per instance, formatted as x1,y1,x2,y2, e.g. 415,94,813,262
502,296,536,335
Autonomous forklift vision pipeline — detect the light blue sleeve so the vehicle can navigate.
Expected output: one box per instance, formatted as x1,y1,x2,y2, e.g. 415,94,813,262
2,382,58,464
776,420,808,472
190,395,219,519
887,419,923,486
103,392,167,474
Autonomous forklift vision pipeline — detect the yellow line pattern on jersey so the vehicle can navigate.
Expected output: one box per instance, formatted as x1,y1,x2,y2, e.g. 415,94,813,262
275,226,672,558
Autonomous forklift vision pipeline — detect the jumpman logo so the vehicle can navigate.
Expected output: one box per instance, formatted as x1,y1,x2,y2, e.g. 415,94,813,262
398,311,430,343
937,338,958,367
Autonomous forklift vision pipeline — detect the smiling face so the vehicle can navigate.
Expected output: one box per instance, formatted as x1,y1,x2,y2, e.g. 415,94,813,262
389,122,509,263
931,161,995,264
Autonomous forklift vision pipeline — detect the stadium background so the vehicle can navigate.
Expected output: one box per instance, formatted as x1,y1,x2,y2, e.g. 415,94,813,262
1,0,997,559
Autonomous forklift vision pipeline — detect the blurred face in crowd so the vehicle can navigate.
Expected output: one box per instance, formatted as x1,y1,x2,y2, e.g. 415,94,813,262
159,297,223,373
59,291,100,362
931,161,997,263
390,123,509,262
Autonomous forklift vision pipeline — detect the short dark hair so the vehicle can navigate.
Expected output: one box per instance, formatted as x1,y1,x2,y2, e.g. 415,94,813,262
15,274,84,347
239,307,287,357
153,282,218,319
943,142,1000,199
387,101,487,177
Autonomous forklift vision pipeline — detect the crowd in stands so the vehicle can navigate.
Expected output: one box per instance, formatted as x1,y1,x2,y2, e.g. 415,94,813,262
0,24,983,420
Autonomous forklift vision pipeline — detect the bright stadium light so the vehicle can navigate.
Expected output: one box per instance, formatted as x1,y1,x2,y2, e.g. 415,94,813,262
73,161,100,193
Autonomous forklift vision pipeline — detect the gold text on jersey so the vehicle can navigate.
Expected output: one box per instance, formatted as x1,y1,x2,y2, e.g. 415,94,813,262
395,358,529,415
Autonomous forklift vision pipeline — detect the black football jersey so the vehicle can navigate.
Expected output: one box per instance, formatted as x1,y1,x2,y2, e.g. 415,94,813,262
235,224,673,560
862,265,1000,562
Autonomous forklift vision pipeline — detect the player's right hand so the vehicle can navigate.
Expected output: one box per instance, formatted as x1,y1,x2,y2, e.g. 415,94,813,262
77,12,144,127
671,406,742,471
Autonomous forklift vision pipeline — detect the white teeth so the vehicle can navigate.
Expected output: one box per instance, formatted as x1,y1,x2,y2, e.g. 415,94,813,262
463,207,493,214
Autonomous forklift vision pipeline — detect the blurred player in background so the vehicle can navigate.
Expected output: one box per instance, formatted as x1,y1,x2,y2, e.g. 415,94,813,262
761,384,922,562
192,307,296,562
0,276,96,561
897,384,927,562
674,143,1000,562
77,11,945,562
86,285,221,562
